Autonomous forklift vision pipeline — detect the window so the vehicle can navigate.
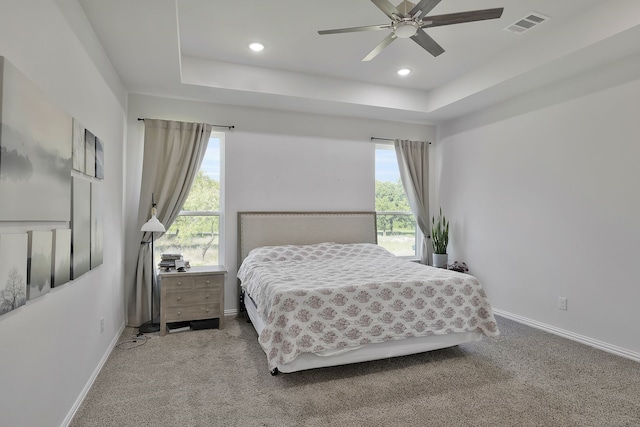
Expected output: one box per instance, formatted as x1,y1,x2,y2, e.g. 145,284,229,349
375,144,417,257
154,133,224,267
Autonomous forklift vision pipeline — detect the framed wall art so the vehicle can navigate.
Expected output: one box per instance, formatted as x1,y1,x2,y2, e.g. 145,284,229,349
27,230,52,300
90,182,103,269
0,233,27,316
85,129,96,177
72,118,86,173
95,137,104,179
0,56,72,221
71,177,91,279
52,229,71,288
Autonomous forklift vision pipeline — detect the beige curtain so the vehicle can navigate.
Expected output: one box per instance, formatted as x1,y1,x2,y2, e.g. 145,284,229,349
129,119,212,327
394,139,430,264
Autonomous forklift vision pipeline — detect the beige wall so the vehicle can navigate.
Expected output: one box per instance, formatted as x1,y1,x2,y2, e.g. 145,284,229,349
433,57,640,360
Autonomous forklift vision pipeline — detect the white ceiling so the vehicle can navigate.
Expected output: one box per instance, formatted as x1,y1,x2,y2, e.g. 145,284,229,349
78,0,640,124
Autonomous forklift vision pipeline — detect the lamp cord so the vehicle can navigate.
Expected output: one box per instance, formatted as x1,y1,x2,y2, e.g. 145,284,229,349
117,335,148,350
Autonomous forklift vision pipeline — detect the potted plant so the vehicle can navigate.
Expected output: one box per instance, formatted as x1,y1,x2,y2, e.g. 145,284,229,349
431,207,449,268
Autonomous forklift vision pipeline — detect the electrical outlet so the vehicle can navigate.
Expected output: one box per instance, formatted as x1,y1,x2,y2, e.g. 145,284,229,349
100,317,105,333
558,297,568,311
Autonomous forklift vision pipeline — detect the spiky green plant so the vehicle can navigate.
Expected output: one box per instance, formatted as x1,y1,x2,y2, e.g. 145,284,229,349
431,207,449,254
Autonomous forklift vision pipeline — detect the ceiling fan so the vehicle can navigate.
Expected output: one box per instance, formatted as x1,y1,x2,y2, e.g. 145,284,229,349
318,0,504,61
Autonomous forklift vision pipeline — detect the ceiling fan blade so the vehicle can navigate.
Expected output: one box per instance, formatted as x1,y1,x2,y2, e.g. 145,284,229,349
421,8,504,28
318,24,391,35
370,0,401,19
410,29,445,57
362,33,396,62
409,0,442,18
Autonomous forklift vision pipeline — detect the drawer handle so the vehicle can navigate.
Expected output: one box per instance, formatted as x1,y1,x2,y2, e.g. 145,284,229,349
177,296,182,301
205,294,210,299
177,281,182,286
206,309,210,313
177,311,181,316
206,279,210,284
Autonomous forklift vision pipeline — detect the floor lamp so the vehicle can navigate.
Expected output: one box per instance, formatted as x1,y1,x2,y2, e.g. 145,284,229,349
138,194,166,334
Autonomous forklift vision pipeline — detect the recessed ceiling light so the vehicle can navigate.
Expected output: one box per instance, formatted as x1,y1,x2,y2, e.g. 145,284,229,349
397,68,411,76
249,42,264,52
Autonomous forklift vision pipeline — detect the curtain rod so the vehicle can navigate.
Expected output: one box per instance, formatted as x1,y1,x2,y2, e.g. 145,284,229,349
370,137,431,144
137,118,234,130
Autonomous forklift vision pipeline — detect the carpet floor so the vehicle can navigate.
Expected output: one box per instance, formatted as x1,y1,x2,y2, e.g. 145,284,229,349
69,315,640,427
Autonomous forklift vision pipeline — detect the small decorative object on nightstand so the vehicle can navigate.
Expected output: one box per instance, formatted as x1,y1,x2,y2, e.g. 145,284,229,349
159,266,226,336
448,261,468,273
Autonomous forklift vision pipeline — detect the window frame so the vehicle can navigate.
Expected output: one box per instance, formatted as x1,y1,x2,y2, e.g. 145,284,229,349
156,132,225,266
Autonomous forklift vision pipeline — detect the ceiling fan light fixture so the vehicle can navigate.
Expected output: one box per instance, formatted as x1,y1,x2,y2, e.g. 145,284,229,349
249,42,264,52
397,68,411,76
393,21,419,39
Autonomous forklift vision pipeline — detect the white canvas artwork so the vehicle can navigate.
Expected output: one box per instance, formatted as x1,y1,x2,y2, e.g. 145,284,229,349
90,182,103,269
72,118,86,173
0,57,72,221
27,230,52,300
52,229,71,287
0,233,28,317
72,177,91,279
85,129,96,177
95,137,104,179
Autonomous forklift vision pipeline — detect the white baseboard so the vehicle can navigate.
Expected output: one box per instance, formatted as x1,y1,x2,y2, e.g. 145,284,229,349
493,308,640,363
224,308,239,316
61,321,127,427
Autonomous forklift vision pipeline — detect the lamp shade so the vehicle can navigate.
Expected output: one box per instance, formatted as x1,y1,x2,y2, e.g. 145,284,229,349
141,207,166,233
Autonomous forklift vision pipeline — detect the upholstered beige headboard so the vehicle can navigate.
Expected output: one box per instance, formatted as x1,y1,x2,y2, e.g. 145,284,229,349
237,211,377,262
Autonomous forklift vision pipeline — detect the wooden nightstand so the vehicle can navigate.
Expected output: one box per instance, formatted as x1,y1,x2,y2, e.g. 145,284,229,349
159,266,226,336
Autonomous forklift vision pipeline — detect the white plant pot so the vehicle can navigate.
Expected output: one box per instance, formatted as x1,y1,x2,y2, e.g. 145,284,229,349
432,253,448,268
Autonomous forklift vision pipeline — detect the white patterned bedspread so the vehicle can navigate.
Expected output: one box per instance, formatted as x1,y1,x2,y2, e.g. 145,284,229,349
238,242,499,370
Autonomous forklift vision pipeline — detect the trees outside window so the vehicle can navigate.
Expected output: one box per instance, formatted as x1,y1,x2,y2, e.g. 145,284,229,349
375,145,417,257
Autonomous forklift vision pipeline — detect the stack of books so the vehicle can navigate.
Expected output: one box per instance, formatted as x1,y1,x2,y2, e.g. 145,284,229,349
158,253,184,271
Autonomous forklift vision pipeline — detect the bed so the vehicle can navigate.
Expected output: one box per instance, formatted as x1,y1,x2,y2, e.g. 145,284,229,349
237,212,499,375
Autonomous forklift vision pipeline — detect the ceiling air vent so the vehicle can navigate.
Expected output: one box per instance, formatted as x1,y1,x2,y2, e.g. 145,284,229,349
504,12,550,34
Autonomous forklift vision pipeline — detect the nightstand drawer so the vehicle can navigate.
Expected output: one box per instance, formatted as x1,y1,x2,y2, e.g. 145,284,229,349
164,289,221,307
163,303,221,323
162,276,195,290
195,275,223,289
